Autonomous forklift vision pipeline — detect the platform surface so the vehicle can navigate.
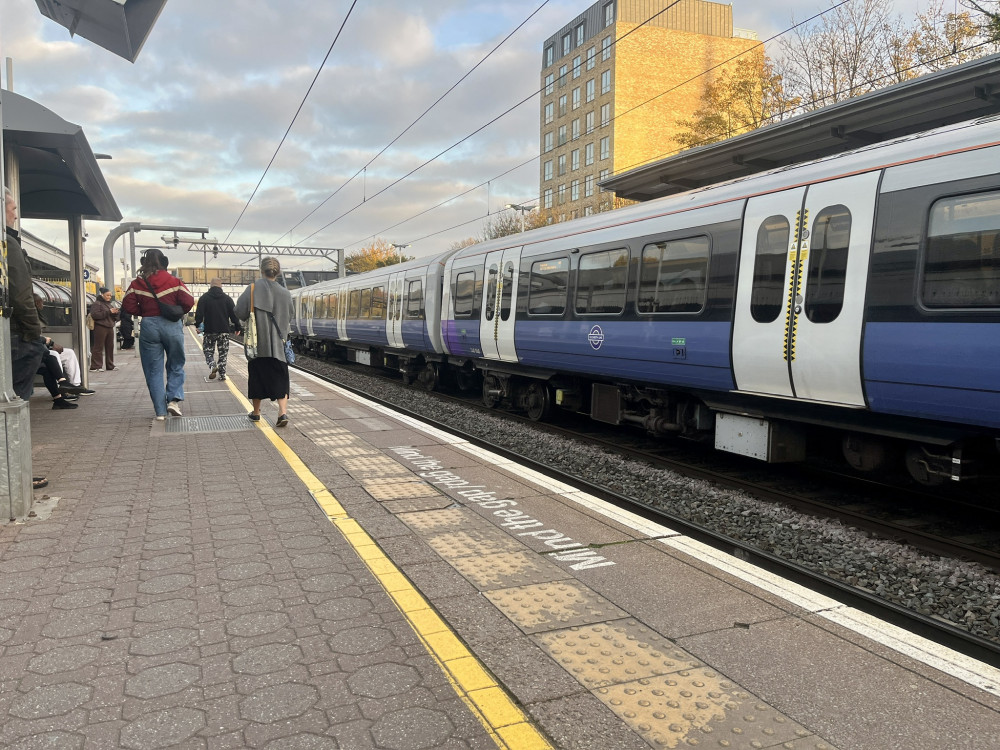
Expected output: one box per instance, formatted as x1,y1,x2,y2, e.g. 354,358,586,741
8,329,1000,749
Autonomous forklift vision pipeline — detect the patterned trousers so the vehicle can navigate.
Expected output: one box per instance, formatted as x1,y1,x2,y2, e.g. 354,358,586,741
202,333,231,378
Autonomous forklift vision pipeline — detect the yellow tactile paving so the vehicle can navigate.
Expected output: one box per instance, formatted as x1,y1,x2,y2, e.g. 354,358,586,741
212,363,553,750
485,581,628,634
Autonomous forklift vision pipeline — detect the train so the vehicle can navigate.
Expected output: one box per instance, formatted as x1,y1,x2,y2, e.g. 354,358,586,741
290,114,1000,486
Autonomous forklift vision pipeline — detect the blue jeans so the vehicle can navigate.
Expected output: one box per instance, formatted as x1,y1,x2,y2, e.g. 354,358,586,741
138,316,186,416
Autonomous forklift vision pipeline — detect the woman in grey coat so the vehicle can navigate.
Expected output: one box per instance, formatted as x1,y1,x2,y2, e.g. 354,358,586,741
235,256,294,427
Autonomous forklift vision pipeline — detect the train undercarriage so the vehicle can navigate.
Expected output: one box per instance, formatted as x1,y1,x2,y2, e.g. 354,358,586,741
292,336,998,487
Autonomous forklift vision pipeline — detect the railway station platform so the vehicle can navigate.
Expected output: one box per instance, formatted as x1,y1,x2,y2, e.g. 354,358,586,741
7,326,1000,749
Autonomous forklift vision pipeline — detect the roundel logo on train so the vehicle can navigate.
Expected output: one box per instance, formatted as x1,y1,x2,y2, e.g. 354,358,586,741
588,325,604,350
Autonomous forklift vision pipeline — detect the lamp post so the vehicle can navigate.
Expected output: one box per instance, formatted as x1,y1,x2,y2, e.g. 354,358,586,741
505,203,535,232
390,243,410,264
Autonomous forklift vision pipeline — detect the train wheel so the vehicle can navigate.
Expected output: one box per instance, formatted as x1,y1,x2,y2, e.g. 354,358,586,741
905,444,948,486
416,363,439,391
525,382,552,422
482,375,502,409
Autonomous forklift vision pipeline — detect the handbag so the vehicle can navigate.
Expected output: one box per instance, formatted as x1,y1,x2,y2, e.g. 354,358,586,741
143,278,185,322
243,283,258,361
85,313,95,330
267,311,295,364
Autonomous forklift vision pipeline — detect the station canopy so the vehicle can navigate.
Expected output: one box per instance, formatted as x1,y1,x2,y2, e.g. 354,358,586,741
33,0,168,63
2,89,121,222
603,52,1000,202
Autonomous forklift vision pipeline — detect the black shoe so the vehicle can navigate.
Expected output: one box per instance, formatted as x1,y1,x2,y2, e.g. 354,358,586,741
275,414,288,428
52,398,78,409
67,386,95,395
248,412,260,422
61,393,79,401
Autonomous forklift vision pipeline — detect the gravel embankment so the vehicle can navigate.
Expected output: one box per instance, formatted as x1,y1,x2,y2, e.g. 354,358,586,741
306,359,1000,644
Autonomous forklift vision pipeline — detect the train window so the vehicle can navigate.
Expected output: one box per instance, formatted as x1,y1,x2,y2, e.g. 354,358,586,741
329,294,338,320
804,206,850,323
485,265,499,321
361,288,372,319
638,236,709,314
454,271,476,318
500,262,515,321
575,248,628,315
406,280,424,319
923,191,1000,308
750,216,790,323
371,285,386,319
528,258,569,315
348,290,361,319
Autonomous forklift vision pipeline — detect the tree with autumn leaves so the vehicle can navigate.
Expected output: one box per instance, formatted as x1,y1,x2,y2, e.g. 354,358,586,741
344,238,414,274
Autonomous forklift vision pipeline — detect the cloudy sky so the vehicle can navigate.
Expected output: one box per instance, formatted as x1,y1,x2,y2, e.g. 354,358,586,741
0,0,927,283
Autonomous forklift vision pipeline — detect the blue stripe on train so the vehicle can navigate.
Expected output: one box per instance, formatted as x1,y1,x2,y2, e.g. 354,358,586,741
863,322,1000,429
515,319,734,390
443,320,483,357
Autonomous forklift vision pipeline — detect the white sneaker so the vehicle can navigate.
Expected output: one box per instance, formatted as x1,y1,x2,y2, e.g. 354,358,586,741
155,415,165,421
167,401,182,416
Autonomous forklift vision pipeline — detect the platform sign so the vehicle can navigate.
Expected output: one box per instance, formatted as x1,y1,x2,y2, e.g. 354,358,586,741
83,269,90,280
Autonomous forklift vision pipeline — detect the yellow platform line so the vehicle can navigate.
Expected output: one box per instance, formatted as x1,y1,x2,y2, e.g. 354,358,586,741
206,350,551,749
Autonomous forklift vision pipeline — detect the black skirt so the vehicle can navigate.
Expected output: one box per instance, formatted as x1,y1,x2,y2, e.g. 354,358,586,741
247,357,289,401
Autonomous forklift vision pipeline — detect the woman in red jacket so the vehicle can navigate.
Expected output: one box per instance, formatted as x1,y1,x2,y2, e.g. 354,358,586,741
121,249,194,420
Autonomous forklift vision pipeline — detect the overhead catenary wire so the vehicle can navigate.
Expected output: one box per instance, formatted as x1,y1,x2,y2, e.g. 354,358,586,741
271,0,554,247
330,0,985,255
222,0,360,245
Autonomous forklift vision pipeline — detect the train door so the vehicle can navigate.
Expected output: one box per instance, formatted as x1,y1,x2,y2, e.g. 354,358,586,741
336,289,348,341
304,293,315,337
386,273,405,349
479,247,521,362
733,172,879,404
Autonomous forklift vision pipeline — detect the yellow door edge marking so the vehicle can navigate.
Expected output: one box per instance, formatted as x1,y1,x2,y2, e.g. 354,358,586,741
199,335,552,750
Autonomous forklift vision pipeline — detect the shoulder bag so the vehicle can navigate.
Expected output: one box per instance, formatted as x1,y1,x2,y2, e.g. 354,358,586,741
85,312,96,330
143,277,185,322
267,312,295,364
243,283,258,361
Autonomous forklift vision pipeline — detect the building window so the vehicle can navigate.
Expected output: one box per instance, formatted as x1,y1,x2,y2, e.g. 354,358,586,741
600,103,610,127
571,119,580,140
558,154,566,176
586,47,596,70
559,64,567,86
585,174,595,197
601,70,611,94
558,94,567,117
572,56,581,79
599,168,610,188
558,125,567,146
586,79,595,103
544,102,554,124
558,184,566,204
543,160,553,181
543,188,553,209
584,205,594,216
562,33,571,56
576,22,585,46
545,73,554,95
544,132,553,152
604,3,614,28
585,111,595,133
545,45,554,66
585,142,594,165
600,137,610,159
571,180,580,201
572,87,581,110
602,36,612,61
571,149,580,171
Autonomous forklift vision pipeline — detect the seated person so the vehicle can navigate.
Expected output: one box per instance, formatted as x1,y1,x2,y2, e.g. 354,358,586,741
36,345,78,409
33,294,94,394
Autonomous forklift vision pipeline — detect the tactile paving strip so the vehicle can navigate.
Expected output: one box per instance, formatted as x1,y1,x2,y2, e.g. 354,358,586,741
339,455,411,476
452,551,570,590
424,528,526,560
533,620,703,689
363,480,441,501
399,508,493,533
484,581,627,634
163,415,256,433
592,670,835,749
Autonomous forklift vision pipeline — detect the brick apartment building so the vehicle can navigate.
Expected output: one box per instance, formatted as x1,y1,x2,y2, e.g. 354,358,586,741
539,0,757,221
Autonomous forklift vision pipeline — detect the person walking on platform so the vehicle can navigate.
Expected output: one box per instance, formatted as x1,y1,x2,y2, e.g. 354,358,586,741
121,248,194,420
195,278,241,383
88,287,119,372
236,256,293,428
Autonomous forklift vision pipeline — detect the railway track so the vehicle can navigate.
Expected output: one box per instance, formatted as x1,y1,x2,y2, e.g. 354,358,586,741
288,353,1000,665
